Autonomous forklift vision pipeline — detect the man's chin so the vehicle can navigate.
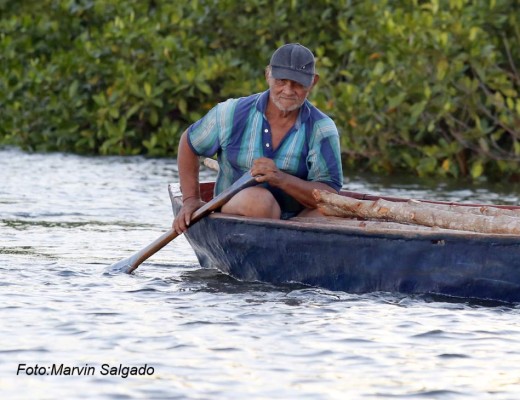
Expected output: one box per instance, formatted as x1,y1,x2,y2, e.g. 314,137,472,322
272,99,303,113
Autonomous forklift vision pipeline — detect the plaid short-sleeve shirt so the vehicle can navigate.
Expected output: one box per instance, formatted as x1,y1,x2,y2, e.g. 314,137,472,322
187,90,343,211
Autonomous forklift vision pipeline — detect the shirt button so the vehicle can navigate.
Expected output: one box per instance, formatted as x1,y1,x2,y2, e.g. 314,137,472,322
265,143,270,147
264,129,269,133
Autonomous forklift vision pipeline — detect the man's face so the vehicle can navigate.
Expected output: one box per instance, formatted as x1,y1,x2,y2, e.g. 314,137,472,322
267,77,312,113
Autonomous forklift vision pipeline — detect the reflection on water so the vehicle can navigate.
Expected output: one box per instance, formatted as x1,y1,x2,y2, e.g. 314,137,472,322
346,171,520,205
1,148,520,400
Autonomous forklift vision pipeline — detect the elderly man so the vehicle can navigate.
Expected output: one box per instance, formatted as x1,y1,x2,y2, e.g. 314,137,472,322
173,43,343,234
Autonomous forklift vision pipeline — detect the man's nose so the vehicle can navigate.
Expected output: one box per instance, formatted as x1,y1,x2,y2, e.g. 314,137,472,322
282,80,298,91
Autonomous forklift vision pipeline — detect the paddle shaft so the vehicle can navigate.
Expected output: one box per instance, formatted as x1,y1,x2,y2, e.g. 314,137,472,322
114,171,258,274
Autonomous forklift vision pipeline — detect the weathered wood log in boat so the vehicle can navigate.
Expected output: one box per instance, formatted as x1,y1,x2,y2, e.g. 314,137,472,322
169,182,520,304
313,190,520,235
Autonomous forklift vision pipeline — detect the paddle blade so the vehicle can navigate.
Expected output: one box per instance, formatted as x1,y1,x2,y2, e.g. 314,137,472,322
105,257,134,275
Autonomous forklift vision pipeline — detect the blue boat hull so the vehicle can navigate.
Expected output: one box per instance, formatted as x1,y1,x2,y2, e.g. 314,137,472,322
170,184,520,303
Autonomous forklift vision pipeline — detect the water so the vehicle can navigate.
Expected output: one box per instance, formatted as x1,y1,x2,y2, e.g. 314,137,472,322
1,147,520,399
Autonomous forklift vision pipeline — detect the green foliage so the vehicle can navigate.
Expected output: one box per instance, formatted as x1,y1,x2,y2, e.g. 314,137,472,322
1,0,519,180
324,0,520,181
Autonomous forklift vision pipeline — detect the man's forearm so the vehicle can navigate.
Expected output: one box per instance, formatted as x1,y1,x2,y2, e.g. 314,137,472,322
177,131,201,200
276,173,337,209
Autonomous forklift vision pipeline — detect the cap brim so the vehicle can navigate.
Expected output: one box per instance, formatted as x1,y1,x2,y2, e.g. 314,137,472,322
271,66,313,88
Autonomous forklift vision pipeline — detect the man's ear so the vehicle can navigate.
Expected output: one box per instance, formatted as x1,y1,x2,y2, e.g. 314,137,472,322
310,73,320,89
265,66,271,82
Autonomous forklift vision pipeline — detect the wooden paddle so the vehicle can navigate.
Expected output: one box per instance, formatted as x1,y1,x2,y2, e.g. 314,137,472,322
108,171,258,274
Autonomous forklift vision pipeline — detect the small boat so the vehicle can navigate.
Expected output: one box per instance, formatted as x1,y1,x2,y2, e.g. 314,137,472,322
169,182,520,304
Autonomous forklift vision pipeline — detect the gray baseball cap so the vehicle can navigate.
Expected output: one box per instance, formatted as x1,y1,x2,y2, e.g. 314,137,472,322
269,43,315,87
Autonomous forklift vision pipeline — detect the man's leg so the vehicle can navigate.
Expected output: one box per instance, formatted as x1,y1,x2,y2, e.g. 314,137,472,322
296,208,324,218
221,187,281,219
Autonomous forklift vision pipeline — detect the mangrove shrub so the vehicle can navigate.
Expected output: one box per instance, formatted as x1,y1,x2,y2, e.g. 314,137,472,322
0,0,519,180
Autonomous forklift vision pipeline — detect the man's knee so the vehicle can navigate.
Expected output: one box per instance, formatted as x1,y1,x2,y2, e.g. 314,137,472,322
221,187,281,219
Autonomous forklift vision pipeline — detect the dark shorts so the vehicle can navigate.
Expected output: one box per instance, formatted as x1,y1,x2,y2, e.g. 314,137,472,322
262,183,303,220
281,211,300,220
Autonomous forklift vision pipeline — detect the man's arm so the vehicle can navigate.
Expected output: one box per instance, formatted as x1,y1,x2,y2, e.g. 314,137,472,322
173,130,205,233
177,130,201,201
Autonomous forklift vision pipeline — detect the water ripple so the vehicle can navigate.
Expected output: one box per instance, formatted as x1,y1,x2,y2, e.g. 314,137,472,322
2,149,520,399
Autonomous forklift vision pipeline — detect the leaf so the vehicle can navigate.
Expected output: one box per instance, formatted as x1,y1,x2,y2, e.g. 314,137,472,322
416,157,437,176
507,97,515,110
109,107,120,119
372,61,385,76
196,81,212,95
125,104,141,119
149,108,159,126
92,94,107,107
436,58,449,81
469,27,479,41
409,100,427,123
68,80,79,99
144,82,152,97
178,98,188,115
442,159,450,172
470,161,484,179
387,93,407,109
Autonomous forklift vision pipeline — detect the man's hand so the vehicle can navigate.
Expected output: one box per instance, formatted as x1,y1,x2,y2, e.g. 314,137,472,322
251,157,285,187
250,157,337,210
173,197,205,234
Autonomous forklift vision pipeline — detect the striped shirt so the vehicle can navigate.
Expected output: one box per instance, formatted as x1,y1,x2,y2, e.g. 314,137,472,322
187,90,343,212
